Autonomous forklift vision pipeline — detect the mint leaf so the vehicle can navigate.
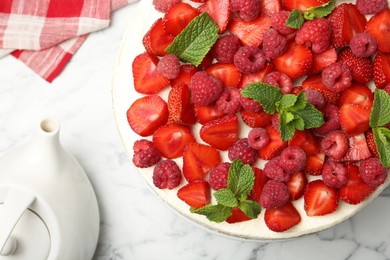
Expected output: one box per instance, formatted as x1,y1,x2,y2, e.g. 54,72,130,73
373,127,390,168
286,9,304,29
279,111,303,141
214,188,238,207
238,200,262,219
228,159,244,194
191,204,232,223
276,94,298,111
291,91,310,111
241,83,282,114
235,165,255,197
166,13,218,66
370,89,390,127
292,103,324,129
304,1,336,20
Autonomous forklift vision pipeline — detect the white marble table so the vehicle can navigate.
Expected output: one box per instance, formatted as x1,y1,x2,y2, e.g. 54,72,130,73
0,2,390,260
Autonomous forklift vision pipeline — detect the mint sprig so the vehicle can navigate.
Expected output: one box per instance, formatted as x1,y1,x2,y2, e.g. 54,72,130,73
191,159,261,223
241,83,282,114
165,12,218,66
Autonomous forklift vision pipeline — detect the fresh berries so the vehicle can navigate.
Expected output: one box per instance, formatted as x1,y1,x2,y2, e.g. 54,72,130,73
177,180,211,209
189,71,223,105
321,130,349,160
356,0,388,15
365,8,390,53
216,87,242,114
279,146,307,174
303,89,326,110
270,11,296,35
208,162,231,190
234,0,261,21
373,52,390,89
339,47,373,85
248,127,270,149
295,18,332,54
240,96,262,113
262,28,287,59
314,104,340,136
153,159,182,189
264,202,301,232
264,71,292,94
153,0,180,13
228,138,258,165
212,35,241,63
321,160,348,188
234,46,266,74
133,139,161,168
157,54,181,79
263,156,291,182
359,157,388,187
304,180,339,216
322,62,352,93
350,33,377,58
259,180,290,209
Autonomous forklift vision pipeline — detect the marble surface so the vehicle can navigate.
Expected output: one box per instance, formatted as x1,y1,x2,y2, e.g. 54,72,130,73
0,2,390,260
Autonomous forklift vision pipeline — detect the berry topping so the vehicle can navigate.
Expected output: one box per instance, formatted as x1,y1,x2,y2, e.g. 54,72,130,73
270,11,296,35
339,103,370,135
177,180,211,209
373,52,390,89
321,130,349,160
228,138,258,165
350,33,377,58
286,171,308,200
248,127,270,150
157,54,181,79
264,71,292,94
365,8,390,53
240,95,262,113
295,18,332,54
303,89,326,110
153,159,182,189
262,28,287,59
322,62,352,93
133,139,161,168
339,47,373,85
279,146,307,174
212,35,241,64
314,104,340,136
264,202,301,232
259,180,291,209
189,71,223,105
208,162,231,190
235,0,261,21
356,0,388,14
153,0,181,13
263,156,291,182
233,46,267,74
216,87,242,114
359,157,388,187
321,160,348,188
304,180,339,216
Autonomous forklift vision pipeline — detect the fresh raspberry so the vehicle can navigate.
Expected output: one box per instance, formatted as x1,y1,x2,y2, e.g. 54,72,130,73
133,139,161,168
322,160,348,188
259,180,291,209
303,89,326,110
212,35,241,64
157,54,180,79
356,0,388,14
209,162,231,190
271,11,297,35
216,87,242,115
248,127,270,150
272,113,280,131
263,156,291,182
314,104,341,136
264,71,293,94
279,146,307,174
350,33,377,58
240,96,262,113
228,138,257,165
153,159,182,189
189,71,223,105
359,157,388,187
295,18,332,54
152,0,180,12
321,130,349,160
234,46,266,74
263,28,287,59
322,62,352,93
236,0,260,21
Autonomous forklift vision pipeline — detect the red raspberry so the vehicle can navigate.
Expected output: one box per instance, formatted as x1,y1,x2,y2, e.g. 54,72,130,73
157,54,180,79
152,0,180,12
234,46,266,74
356,0,388,14
321,130,348,160
271,11,297,35
322,160,348,188
295,18,332,54
263,28,287,59
263,156,291,182
240,96,262,113
359,157,388,187
228,138,257,165
216,87,242,114
303,89,326,110
350,33,377,58
248,127,269,150
209,162,231,190
153,159,182,189
212,35,241,64
264,71,293,94
279,146,307,174
314,104,341,136
133,139,161,168
236,0,260,21
189,71,223,105
259,180,291,209
322,62,352,93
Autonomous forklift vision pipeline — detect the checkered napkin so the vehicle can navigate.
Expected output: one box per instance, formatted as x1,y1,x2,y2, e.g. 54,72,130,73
0,0,136,82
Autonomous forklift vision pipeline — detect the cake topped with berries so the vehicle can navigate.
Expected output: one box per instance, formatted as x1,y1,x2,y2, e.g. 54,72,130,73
116,0,390,239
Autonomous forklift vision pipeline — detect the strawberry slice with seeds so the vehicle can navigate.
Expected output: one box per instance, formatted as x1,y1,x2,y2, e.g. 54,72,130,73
183,143,221,182
200,114,239,150
304,180,339,216
301,74,340,104
199,0,231,33
260,0,281,17
365,8,390,53
194,104,225,124
339,103,370,136
168,84,196,125
282,0,328,11
205,63,242,88
249,167,269,202
338,133,372,162
238,62,274,88
287,172,308,201
171,64,198,88
310,47,337,75
229,16,272,46
177,180,211,209
289,130,320,156
339,163,376,205
258,125,287,160
339,48,373,85
142,18,175,56
337,83,373,108
373,52,390,89
305,152,325,176
163,3,200,36
127,95,168,137
365,130,379,158
240,110,273,128
153,124,196,159
226,207,252,223
132,52,170,94
264,202,301,232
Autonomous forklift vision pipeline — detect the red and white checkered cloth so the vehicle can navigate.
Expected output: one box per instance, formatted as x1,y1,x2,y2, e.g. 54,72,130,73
0,0,136,82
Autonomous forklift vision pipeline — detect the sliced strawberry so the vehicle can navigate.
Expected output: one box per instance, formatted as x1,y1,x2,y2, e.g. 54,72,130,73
373,52,390,89
305,152,325,176
301,74,340,104
329,3,367,49
226,207,252,223
168,84,196,125
127,95,168,137
264,202,301,232
171,64,198,88
260,0,281,17
153,124,196,159
205,63,242,88
177,180,211,209
365,8,390,53
258,125,288,160
194,104,225,125
365,130,379,158
304,180,339,216
238,62,274,88
199,0,231,33
289,130,320,156
282,0,328,11
337,83,373,108
198,51,214,69
338,133,372,162
240,109,273,128
249,167,269,202
163,3,200,36
310,47,337,74
200,114,239,150
132,52,170,94
228,16,272,47
339,163,376,205
287,172,308,201
339,47,373,85
272,42,313,80
142,18,175,56
339,103,370,136
183,142,221,182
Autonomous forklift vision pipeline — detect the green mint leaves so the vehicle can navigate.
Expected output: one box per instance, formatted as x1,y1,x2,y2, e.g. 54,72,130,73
165,12,218,66
241,83,324,141
369,89,390,167
191,159,261,223
286,1,336,29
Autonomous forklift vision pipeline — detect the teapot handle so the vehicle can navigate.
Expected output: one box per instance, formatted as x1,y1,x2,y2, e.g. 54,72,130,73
0,188,36,256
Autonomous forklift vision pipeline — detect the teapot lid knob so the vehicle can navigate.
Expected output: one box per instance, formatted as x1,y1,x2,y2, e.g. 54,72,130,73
0,237,17,256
